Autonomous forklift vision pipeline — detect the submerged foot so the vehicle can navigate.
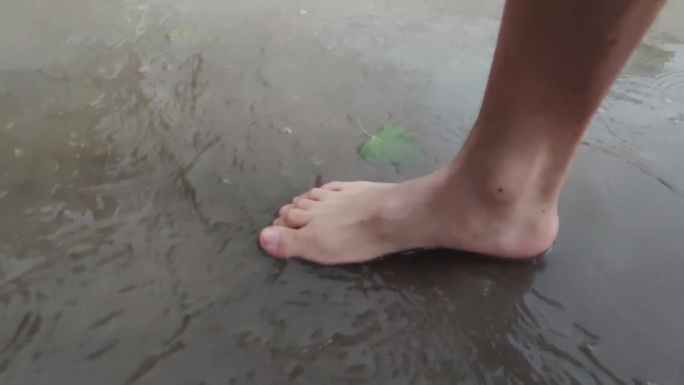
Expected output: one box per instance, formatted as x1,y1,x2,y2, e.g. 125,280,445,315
259,170,558,265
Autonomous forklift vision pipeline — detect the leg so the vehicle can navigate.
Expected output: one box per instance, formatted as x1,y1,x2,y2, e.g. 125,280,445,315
259,0,666,265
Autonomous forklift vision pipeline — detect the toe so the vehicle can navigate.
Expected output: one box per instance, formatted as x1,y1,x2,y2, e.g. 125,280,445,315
273,217,285,226
292,189,328,206
321,181,345,191
292,196,304,206
306,188,330,201
260,226,305,259
283,208,311,228
293,198,317,210
278,204,293,217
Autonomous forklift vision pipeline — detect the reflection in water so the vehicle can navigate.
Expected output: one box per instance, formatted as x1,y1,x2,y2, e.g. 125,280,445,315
360,254,622,384
603,40,684,127
591,36,684,197
1,0,683,384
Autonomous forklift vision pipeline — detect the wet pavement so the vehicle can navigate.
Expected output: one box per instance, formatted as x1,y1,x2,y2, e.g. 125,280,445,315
1,0,683,384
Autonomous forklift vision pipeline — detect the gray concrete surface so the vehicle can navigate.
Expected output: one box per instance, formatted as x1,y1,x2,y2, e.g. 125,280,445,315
1,0,683,384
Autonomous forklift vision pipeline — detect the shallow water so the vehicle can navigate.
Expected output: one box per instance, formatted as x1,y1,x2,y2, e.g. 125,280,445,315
1,0,683,384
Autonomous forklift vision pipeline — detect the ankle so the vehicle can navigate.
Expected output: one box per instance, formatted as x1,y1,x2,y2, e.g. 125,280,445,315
425,166,559,258
444,159,545,210
447,137,569,209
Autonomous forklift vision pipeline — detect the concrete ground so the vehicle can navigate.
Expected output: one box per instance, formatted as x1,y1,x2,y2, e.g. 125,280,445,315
1,0,683,384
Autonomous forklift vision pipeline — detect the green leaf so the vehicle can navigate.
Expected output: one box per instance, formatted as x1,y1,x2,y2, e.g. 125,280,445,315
168,28,187,42
359,124,423,163
167,26,217,47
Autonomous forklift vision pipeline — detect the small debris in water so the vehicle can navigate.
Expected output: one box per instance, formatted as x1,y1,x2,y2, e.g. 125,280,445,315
168,28,187,42
161,227,177,238
664,98,672,104
300,10,308,15
89,94,106,107
281,127,293,134
14,148,23,157
0,189,8,198
221,178,231,184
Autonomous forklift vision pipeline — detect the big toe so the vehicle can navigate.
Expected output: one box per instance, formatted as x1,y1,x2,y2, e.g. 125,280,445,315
260,226,304,259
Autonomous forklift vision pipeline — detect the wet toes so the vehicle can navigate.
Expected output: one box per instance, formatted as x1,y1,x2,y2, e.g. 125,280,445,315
293,198,317,210
291,190,322,207
306,188,330,200
283,208,311,228
321,181,345,191
290,187,334,208
278,204,293,217
260,226,306,259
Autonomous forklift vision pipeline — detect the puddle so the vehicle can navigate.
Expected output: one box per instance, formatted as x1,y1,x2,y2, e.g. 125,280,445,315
0,0,683,384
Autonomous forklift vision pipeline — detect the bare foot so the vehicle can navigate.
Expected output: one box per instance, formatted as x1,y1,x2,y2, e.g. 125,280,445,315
259,170,558,265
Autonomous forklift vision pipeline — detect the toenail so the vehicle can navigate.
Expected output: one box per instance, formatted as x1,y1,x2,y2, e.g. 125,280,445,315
261,228,280,249
279,205,290,216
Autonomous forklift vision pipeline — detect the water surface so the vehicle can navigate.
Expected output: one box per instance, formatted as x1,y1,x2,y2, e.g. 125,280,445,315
1,0,683,384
